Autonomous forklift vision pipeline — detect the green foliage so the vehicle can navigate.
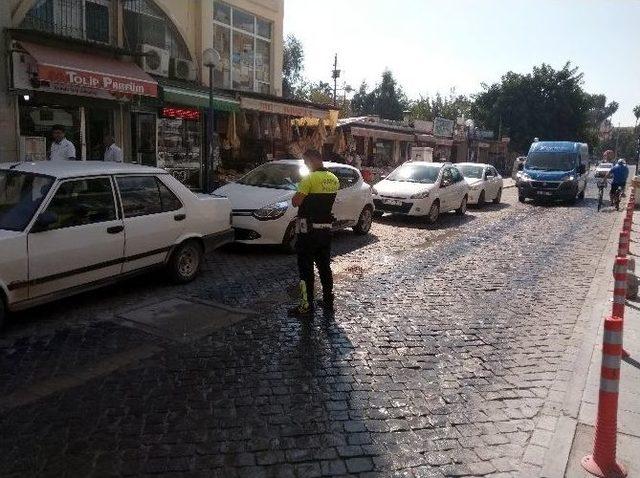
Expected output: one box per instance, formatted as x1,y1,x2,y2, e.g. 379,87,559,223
633,105,640,126
472,62,614,153
595,127,638,160
351,70,408,120
408,89,472,121
283,35,304,98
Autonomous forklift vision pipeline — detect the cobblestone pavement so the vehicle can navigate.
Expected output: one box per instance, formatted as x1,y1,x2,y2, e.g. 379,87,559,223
0,183,621,477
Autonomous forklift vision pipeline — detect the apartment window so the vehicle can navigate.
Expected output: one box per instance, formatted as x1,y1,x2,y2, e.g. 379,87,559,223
213,2,272,93
123,0,191,59
21,0,111,44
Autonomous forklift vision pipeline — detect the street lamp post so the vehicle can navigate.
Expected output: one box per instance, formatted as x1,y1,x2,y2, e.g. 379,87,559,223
203,48,221,193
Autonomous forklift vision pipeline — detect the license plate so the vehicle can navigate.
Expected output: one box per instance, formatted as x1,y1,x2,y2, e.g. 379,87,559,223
383,199,403,206
537,191,553,196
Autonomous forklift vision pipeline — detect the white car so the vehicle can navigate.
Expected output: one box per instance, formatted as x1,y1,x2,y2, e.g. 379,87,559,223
457,162,503,205
595,162,613,179
213,159,375,251
0,161,233,328
372,162,469,223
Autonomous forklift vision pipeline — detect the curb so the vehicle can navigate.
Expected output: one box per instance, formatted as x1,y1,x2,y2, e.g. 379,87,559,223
540,205,625,477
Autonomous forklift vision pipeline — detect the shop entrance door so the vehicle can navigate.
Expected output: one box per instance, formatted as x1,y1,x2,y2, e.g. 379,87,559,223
86,108,113,161
131,113,157,166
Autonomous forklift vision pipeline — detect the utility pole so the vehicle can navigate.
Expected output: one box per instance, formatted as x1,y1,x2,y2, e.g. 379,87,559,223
332,54,340,106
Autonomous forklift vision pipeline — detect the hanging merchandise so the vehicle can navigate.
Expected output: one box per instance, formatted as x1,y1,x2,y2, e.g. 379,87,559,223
293,122,301,141
261,114,272,140
250,112,261,140
273,114,282,140
227,112,241,149
237,110,249,137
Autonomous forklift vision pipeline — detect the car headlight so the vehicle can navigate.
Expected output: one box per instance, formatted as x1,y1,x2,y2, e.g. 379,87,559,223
252,200,289,220
561,175,576,182
411,191,430,199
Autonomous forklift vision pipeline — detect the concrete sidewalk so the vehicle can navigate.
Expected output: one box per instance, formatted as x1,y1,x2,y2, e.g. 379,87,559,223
546,199,640,477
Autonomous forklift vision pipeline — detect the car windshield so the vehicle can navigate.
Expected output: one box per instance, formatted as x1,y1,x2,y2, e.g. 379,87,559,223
237,163,309,190
458,165,484,179
526,152,576,171
386,164,440,184
0,170,55,231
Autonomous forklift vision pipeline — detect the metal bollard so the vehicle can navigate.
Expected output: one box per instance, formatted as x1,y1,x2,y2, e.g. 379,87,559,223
581,316,627,478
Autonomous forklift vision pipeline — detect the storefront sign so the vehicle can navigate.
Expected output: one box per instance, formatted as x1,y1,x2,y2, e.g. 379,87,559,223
240,96,330,120
37,66,157,97
350,127,414,142
433,117,454,138
162,107,201,120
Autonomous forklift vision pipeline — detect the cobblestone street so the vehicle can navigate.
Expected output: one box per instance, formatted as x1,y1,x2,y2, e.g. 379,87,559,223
0,183,622,477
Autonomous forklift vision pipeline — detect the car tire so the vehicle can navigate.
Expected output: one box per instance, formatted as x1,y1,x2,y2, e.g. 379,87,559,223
281,222,297,254
578,188,585,200
167,240,203,284
456,195,468,215
353,206,373,235
477,190,485,207
427,200,440,224
372,210,384,218
493,188,502,204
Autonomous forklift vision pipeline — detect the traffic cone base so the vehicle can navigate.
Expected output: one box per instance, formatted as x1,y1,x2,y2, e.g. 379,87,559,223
581,455,627,478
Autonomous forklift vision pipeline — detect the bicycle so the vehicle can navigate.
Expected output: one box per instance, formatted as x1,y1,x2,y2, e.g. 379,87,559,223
611,184,623,211
596,176,608,211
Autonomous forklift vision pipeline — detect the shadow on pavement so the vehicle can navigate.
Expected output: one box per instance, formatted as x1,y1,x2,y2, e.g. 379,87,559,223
374,211,477,231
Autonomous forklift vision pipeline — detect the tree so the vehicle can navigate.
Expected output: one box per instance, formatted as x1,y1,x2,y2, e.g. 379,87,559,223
409,89,472,121
634,105,640,128
472,62,607,153
282,35,304,98
350,71,408,120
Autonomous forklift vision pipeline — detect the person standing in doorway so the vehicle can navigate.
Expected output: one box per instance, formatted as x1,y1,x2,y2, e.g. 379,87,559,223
288,149,340,318
49,124,76,161
103,134,123,162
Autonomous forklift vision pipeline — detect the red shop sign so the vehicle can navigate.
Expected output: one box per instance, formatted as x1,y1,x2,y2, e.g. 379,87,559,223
162,107,201,120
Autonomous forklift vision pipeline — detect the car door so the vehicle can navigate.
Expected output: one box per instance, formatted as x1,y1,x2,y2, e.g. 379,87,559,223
439,167,455,211
451,167,467,207
490,167,502,197
27,176,124,299
484,167,497,197
116,175,185,273
328,167,363,225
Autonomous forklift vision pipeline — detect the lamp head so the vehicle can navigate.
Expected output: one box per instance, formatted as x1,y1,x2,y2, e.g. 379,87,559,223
203,48,221,68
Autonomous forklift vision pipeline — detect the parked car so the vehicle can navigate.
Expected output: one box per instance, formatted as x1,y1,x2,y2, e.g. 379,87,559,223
0,161,233,329
594,162,613,178
457,162,503,205
372,161,469,223
213,159,375,251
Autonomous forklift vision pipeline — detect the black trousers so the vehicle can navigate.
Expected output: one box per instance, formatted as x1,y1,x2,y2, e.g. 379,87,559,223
296,230,333,304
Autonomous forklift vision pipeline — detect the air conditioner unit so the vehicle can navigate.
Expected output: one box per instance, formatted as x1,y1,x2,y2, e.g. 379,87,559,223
170,58,196,81
141,44,170,77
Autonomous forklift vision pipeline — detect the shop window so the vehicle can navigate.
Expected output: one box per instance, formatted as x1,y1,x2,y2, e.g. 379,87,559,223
157,116,202,190
45,178,116,230
213,2,272,93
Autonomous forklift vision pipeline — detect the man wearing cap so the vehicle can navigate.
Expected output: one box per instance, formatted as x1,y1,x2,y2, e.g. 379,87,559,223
288,149,340,317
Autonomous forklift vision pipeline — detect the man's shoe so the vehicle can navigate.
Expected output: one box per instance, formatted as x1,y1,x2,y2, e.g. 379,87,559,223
316,296,335,311
287,304,314,318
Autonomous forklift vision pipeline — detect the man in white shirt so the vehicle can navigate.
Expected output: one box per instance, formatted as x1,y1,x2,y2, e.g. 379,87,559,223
103,134,123,162
49,125,76,161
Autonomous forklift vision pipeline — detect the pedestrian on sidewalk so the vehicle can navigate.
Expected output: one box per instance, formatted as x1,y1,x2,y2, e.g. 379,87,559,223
48,125,76,161
288,149,340,318
103,134,124,163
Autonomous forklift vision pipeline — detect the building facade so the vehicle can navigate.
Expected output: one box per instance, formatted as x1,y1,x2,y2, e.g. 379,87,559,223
1,1,332,190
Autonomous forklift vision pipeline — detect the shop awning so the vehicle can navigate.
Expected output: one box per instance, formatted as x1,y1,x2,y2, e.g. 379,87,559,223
240,96,330,119
18,41,157,97
162,86,239,112
350,126,414,142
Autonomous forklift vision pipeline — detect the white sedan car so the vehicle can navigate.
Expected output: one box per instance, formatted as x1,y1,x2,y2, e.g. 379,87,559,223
594,162,613,179
213,159,375,251
0,161,233,328
372,162,469,223
457,162,503,205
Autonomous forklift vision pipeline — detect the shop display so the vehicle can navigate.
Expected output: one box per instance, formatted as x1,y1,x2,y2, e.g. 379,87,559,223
157,115,202,190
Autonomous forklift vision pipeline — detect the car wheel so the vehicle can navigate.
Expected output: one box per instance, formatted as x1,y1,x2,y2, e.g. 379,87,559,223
281,222,297,254
167,240,203,283
477,190,485,207
578,188,585,200
427,200,440,224
373,210,384,218
493,188,502,204
353,206,373,235
456,196,468,215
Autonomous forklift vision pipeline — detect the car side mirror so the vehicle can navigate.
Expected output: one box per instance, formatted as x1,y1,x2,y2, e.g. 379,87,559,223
31,211,58,233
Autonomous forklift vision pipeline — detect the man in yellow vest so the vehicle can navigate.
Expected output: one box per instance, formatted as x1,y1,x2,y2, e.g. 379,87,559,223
288,149,340,318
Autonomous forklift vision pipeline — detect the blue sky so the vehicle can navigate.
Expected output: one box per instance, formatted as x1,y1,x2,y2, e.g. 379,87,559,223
284,0,640,125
